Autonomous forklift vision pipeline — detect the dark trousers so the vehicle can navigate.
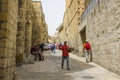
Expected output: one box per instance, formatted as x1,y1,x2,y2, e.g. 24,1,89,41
61,56,69,69
34,52,41,61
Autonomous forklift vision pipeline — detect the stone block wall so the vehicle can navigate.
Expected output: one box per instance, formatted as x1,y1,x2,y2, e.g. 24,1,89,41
0,0,18,80
16,0,26,65
32,1,42,45
0,0,48,79
60,0,84,55
80,0,120,75
32,1,48,45
25,0,33,57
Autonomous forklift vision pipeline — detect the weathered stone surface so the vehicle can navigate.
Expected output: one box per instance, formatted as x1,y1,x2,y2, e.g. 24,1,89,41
16,0,26,65
32,1,48,46
57,0,85,55
0,0,48,80
79,0,120,75
24,0,33,57
0,0,18,80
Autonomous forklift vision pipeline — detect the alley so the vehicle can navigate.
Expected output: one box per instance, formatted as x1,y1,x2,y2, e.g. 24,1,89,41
16,50,120,80
0,0,120,80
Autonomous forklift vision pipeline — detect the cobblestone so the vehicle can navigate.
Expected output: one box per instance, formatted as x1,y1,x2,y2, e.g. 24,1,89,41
16,50,120,80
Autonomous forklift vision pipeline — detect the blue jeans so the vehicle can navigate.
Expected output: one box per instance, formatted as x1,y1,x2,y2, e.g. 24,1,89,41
61,56,70,69
52,48,56,53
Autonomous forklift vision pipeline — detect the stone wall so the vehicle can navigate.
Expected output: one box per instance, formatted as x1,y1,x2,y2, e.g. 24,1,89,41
16,0,41,65
32,1,48,45
57,0,84,55
0,0,48,79
57,24,66,43
16,0,26,65
25,0,33,57
32,1,42,45
79,0,120,75
43,23,48,42
0,0,18,80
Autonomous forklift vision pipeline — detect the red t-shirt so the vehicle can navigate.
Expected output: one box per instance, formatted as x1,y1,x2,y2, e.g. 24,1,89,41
84,43,91,50
61,45,69,56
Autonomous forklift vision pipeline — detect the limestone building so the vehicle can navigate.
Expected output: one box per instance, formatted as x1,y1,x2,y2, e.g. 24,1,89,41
0,0,18,80
57,0,84,55
79,0,120,75
57,0,120,75
24,0,33,59
0,0,48,79
16,0,33,65
32,1,48,46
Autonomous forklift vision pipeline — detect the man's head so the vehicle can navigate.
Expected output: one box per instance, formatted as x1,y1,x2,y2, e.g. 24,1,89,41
64,41,67,45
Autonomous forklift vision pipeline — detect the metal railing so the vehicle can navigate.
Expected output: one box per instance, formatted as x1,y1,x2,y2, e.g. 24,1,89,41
81,0,99,20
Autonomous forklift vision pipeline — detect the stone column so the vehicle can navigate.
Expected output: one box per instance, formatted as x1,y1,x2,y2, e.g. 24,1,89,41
25,21,32,56
32,1,42,45
16,0,26,65
25,0,32,57
0,0,18,80
23,0,35,64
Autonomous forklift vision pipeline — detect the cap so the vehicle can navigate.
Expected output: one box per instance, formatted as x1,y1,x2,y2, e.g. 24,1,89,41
86,40,88,42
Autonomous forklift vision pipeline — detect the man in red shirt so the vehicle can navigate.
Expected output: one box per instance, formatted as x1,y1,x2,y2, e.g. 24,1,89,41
60,41,70,70
83,40,92,63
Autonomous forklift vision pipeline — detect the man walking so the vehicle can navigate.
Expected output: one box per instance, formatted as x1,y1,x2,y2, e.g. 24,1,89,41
83,40,92,63
51,43,56,53
60,41,70,70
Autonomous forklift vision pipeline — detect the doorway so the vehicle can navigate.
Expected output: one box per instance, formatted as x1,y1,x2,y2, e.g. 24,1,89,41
80,26,86,43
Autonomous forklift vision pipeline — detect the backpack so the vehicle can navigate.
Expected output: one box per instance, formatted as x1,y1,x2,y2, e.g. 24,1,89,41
85,43,91,50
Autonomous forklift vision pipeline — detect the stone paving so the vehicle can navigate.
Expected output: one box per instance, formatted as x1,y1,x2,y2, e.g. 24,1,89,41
16,50,120,80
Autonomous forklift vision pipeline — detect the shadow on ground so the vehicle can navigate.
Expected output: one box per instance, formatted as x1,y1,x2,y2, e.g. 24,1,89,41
46,55,94,73
16,52,94,80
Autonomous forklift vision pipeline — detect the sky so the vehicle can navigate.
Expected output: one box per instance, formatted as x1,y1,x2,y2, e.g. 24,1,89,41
33,0,65,36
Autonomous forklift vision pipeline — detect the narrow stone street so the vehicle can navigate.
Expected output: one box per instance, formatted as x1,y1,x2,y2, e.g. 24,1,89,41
16,50,120,80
